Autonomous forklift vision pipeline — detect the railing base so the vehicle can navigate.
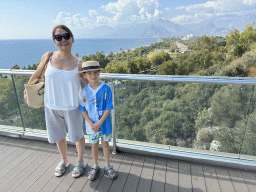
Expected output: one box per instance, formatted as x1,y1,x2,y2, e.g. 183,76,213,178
116,142,256,171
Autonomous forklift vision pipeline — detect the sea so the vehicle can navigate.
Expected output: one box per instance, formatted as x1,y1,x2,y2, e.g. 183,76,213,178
0,38,158,69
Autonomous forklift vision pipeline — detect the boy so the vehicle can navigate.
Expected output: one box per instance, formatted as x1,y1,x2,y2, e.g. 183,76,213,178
78,61,117,181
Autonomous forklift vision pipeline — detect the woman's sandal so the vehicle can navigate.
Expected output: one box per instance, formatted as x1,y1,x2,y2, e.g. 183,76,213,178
55,162,70,177
72,162,87,178
88,166,100,181
104,165,118,180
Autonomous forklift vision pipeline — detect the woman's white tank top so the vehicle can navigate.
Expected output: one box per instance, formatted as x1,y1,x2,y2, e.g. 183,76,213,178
44,58,81,110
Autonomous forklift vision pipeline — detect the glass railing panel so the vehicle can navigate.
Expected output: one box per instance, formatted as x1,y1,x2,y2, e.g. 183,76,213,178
11,74,46,130
0,74,23,131
239,85,256,160
114,80,256,158
209,84,256,158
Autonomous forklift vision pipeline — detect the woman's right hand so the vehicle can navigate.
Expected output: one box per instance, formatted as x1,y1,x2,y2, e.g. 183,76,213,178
24,89,28,104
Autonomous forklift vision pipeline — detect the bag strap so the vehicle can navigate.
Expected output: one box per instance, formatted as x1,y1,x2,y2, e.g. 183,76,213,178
39,52,53,80
37,52,53,95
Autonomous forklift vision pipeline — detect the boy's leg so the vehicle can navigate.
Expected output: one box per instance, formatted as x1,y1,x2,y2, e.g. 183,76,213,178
101,140,110,167
102,140,117,178
88,142,100,180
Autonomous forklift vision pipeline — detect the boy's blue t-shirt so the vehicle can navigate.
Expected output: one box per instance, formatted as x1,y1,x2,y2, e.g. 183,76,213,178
79,81,113,135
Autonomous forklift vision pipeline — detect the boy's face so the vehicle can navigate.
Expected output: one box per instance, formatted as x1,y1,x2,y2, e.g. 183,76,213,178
83,70,100,83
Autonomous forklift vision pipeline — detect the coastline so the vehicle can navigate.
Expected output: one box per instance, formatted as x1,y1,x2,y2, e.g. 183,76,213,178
0,38,158,69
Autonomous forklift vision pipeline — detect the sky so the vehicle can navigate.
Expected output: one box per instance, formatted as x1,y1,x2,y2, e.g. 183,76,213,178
1,0,256,39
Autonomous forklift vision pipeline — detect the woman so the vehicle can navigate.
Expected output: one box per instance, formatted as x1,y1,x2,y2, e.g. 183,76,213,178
24,25,87,178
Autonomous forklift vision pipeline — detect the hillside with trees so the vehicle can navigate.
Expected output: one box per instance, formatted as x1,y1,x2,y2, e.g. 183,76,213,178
2,23,256,156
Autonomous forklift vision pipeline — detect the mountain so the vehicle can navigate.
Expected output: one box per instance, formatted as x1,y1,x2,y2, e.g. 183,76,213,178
136,25,172,38
186,21,230,36
102,23,151,38
151,19,191,36
79,14,256,39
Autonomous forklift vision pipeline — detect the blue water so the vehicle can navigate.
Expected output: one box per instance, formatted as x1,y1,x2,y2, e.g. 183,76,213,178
0,38,158,69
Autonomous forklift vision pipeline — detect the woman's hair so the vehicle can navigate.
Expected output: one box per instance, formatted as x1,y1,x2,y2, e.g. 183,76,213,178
52,25,74,43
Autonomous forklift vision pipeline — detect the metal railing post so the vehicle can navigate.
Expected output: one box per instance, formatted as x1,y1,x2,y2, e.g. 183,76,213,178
11,74,25,131
111,80,117,154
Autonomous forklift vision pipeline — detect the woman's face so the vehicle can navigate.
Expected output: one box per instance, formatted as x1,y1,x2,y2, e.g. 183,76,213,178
54,28,73,51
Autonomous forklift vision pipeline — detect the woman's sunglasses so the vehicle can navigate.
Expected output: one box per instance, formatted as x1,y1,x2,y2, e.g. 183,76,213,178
54,33,71,41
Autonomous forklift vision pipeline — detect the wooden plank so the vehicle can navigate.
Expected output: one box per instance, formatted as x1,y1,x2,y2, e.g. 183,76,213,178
108,153,134,192
123,154,145,192
240,170,256,192
202,165,221,192
228,168,249,192
80,149,109,192
2,140,57,191
0,140,32,171
55,147,92,192
67,147,94,192
179,161,192,192
0,138,29,162
0,136,9,153
151,157,166,192
0,140,42,177
29,145,77,192
136,156,156,192
0,140,50,189
41,146,78,192
190,163,206,192
165,159,178,192
215,166,235,192
12,146,62,192
95,152,125,192
2,136,256,192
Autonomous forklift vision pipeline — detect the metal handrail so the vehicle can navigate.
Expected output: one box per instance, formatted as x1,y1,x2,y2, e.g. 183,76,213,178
1,69,256,85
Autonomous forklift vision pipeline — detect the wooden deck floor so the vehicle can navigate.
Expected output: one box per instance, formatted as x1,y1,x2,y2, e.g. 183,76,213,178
0,135,256,192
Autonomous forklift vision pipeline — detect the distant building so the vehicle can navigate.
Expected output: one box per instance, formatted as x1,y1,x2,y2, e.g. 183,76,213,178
182,34,197,40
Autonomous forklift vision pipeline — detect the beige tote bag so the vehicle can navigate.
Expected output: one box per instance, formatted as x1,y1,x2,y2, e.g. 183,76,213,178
24,52,53,108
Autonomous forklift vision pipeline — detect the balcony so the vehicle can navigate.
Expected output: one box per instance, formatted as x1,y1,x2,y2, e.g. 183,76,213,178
1,69,256,191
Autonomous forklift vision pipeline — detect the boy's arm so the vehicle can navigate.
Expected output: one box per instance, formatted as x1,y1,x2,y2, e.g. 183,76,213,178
81,111,94,126
92,110,111,131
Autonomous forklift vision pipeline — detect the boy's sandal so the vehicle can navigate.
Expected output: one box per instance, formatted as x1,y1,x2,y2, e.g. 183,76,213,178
72,162,87,178
88,166,100,181
55,162,70,177
104,165,118,180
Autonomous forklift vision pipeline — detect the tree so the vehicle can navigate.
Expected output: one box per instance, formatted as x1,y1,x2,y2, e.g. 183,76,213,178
134,57,151,73
82,51,110,68
236,112,256,155
239,23,256,46
124,59,140,74
150,51,171,66
105,62,128,73
194,108,213,129
211,85,252,127
11,65,20,69
192,35,217,52
157,60,179,75
225,29,240,46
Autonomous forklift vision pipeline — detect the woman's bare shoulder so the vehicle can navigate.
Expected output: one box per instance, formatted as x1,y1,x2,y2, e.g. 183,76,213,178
41,51,54,61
